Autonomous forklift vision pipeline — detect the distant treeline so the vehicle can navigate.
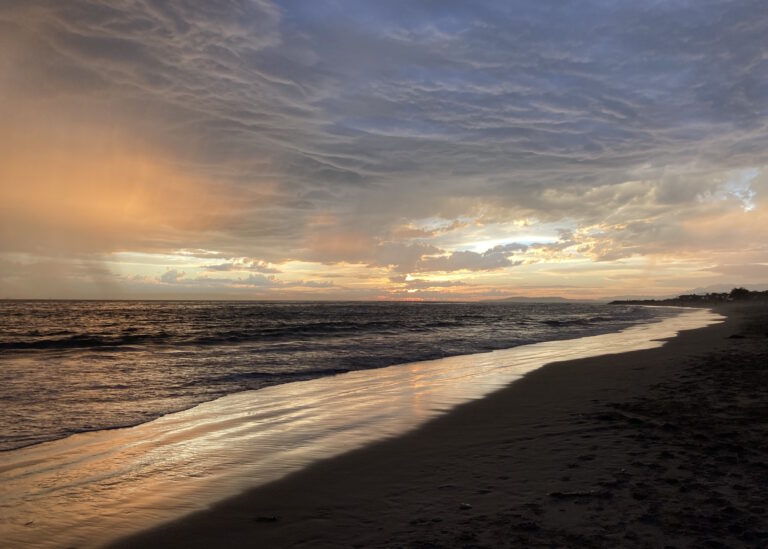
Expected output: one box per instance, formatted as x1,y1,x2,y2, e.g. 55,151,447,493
611,288,768,306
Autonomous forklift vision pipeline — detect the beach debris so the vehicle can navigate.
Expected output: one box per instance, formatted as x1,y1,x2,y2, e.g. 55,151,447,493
548,489,612,499
253,515,279,523
458,502,472,510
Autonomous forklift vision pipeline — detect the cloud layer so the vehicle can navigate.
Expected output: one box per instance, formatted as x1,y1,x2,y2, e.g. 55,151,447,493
1,0,767,298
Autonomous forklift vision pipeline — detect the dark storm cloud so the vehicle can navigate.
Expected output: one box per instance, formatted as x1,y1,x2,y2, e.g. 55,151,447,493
2,0,767,268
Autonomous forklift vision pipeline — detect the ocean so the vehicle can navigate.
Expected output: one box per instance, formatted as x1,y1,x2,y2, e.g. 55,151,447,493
0,300,672,452
0,302,724,548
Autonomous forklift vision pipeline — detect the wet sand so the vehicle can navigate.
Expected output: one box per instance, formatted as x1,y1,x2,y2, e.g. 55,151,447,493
112,304,768,548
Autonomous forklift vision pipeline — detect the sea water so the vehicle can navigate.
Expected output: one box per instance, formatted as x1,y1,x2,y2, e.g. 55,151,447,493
0,301,671,451
0,302,723,547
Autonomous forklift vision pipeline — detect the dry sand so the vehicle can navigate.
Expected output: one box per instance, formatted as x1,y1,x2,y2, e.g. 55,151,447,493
111,305,768,548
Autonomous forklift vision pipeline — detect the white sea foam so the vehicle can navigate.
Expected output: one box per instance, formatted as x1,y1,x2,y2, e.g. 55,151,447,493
0,308,723,548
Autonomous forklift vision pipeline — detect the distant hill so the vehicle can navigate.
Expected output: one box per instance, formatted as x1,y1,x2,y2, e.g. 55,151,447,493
602,293,677,302
485,296,597,304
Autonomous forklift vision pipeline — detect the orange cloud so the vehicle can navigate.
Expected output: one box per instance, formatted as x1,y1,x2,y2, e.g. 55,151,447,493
0,115,239,255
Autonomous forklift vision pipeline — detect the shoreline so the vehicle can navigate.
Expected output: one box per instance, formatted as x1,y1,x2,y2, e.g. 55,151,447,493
2,308,715,548
0,302,665,454
111,305,768,548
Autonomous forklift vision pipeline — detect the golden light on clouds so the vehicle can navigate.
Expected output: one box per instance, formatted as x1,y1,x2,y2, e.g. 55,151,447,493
0,117,237,255
1,1,767,300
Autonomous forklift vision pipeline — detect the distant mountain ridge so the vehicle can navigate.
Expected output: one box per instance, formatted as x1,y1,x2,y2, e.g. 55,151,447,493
485,296,597,303
488,283,768,304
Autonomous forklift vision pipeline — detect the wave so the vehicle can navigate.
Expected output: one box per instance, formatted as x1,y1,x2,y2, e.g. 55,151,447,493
0,333,158,351
0,301,673,453
0,321,418,351
541,315,621,327
0,321,444,351
199,367,351,386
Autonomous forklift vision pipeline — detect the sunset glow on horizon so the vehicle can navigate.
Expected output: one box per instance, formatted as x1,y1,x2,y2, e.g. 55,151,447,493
2,1,767,300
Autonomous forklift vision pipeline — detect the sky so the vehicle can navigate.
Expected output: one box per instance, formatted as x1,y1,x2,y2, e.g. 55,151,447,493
1,0,767,300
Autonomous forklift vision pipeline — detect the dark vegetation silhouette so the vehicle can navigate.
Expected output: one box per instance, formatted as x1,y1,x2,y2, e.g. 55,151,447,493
611,288,768,306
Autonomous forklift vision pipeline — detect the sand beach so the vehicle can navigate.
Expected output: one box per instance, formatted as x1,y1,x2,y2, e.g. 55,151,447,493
112,304,768,548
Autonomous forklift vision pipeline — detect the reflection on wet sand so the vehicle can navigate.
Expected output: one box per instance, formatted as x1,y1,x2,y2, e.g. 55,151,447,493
0,309,722,548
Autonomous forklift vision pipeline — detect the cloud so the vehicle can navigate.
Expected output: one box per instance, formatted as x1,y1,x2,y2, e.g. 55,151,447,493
707,263,768,280
159,269,185,284
417,250,522,273
413,242,528,273
236,274,334,289
2,1,768,297
204,259,281,274
155,269,334,290
299,280,335,288
0,256,122,298
370,242,442,272
485,242,529,254
401,278,467,290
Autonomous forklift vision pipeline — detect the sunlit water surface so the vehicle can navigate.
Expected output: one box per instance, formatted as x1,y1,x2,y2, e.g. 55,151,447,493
0,301,671,451
0,308,722,548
